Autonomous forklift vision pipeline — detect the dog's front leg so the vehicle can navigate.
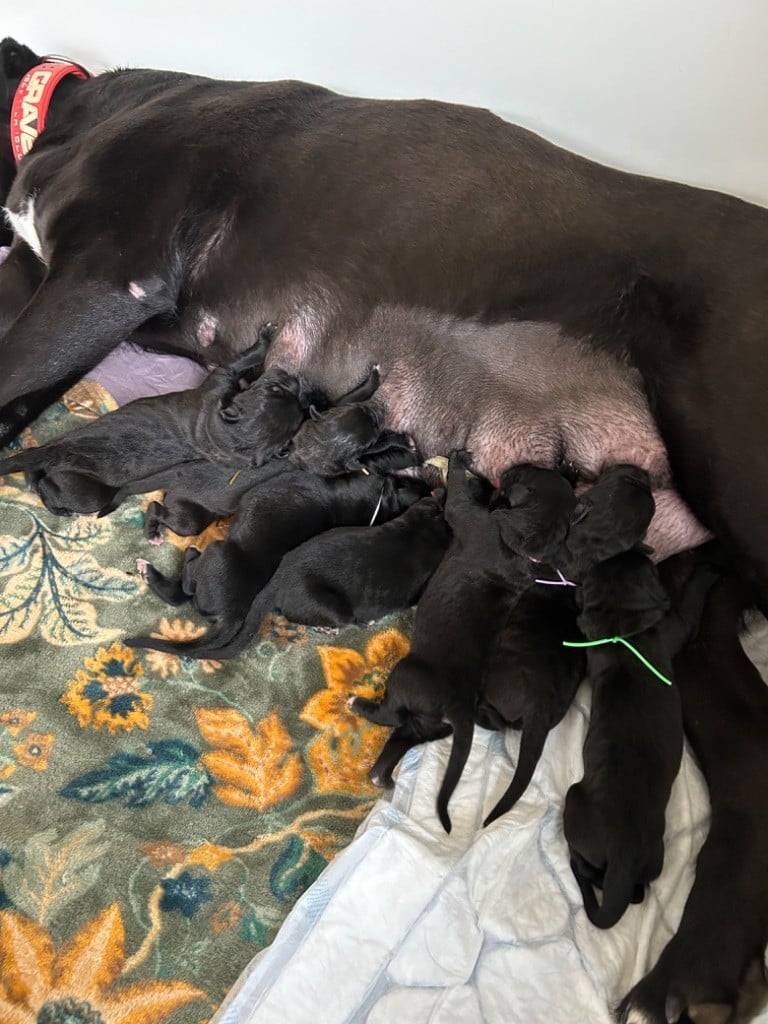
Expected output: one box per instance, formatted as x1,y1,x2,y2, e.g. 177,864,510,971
0,241,44,337
0,262,175,445
443,449,482,533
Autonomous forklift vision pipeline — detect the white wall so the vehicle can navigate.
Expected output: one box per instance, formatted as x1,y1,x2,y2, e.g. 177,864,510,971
6,1,768,205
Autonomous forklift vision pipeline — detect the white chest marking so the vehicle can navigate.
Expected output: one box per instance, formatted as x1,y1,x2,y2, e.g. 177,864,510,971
4,196,45,263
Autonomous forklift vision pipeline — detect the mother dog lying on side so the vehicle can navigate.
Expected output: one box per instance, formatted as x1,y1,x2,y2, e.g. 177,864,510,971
1,37,768,1024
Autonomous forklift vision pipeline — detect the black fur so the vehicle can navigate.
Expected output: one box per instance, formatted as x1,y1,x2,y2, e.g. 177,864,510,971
128,466,427,655
564,552,720,929
352,451,576,832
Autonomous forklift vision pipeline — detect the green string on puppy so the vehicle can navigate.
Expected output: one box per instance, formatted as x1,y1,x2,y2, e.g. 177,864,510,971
562,637,673,686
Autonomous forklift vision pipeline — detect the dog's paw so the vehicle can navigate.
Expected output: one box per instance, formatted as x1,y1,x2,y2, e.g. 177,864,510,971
136,558,149,580
147,534,164,546
617,958,768,1024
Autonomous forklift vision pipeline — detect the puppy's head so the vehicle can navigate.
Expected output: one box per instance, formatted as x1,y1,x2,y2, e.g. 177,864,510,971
207,368,305,465
289,403,381,476
577,550,670,639
566,464,655,572
495,464,576,561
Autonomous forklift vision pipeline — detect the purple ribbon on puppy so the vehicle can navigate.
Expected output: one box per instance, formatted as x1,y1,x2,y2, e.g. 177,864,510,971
534,568,578,587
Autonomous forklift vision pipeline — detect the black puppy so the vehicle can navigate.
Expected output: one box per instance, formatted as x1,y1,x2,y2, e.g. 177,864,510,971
561,463,656,575
352,451,576,832
564,552,719,930
289,365,416,477
198,492,451,645
480,462,657,826
129,465,427,655
0,328,304,515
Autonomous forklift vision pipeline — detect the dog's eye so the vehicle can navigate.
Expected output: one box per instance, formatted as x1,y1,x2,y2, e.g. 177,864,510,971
269,385,285,395
276,447,291,459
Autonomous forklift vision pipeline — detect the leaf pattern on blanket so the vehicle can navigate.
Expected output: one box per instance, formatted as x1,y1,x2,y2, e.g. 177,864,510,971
3,821,110,926
0,484,140,645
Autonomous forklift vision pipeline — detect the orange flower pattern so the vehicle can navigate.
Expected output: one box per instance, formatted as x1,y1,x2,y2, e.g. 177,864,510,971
0,903,206,1024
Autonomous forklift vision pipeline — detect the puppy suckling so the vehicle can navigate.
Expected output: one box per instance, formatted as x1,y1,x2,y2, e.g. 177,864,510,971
564,551,720,929
352,451,576,832
289,364,416,477
0,327,304,516
479,463,658,826
129,464,427,656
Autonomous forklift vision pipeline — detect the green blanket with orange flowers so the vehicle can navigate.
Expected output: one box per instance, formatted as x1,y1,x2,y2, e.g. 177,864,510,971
0,380,409,1024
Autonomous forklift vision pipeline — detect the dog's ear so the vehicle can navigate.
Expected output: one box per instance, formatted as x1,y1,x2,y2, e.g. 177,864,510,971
0,39,40,95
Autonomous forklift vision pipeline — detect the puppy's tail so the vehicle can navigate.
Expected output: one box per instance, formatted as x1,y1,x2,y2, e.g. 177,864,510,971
483,722,547,826
127,585,274,660
575,858,636,930
436,717,474,834
0,448,43,477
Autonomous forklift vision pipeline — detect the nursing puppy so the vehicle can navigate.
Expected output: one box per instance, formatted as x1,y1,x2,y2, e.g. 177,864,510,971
129,465,427,654
564,552,720,929
480,464,656,826
288,363,417,476
0,329,305,515
352,451,576,832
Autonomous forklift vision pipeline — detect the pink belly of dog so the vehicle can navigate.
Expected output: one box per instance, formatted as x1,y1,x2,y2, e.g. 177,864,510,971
267,314,712,561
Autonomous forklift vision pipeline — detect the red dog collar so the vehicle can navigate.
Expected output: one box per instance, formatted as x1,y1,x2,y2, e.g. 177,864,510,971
10,57,91,162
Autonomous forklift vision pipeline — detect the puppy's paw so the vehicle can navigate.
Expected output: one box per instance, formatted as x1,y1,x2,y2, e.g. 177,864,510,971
136,558,149,581
148,534,164,546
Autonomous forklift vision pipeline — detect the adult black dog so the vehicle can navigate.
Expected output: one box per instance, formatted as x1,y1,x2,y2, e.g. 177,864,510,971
1,38,767,605
352,452,576,832
1,37,766,1019
130,466,426,652
564,553,719,930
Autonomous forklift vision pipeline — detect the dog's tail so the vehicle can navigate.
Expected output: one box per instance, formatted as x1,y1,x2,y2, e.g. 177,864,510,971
436,717,474,834
483,721,547,826
575,857,637,930
0,448,43,477
127,585,274,659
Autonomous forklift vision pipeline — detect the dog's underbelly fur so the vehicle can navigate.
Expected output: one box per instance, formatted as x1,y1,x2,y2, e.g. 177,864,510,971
262,305,711,561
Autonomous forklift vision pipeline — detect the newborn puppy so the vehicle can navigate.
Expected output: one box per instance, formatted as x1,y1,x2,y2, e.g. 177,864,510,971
219,492,450,636
352,451,576,831
564,552,720,929
0,326,305,515
478,588,586,824
137,460,292,540
561,463,656,575
129,464,428,656
481,462,657,825
290,365,416,476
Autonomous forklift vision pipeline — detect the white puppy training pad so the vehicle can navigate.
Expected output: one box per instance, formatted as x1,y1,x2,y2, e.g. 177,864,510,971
214,619,768,1024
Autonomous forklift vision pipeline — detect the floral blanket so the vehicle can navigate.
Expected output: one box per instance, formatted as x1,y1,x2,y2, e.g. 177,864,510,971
0,381,410,1024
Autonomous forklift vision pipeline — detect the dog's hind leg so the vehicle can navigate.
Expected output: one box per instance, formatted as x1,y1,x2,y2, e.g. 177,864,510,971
141,563,190,606
618,563,768,1024
0,260,176,445
348,695,401,727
